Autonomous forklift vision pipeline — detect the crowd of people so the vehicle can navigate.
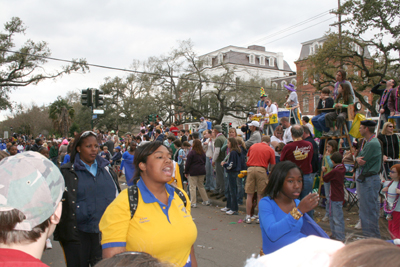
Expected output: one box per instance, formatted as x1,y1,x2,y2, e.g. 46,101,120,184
1,69,400,267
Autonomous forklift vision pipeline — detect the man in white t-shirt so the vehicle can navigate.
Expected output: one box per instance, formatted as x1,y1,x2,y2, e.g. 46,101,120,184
281,117,293,143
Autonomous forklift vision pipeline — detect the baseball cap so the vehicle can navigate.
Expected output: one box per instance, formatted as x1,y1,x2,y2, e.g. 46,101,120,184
249,121,260,128
0,151,65,231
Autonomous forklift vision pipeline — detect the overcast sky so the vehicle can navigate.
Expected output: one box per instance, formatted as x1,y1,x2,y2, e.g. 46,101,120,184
1,0,340,120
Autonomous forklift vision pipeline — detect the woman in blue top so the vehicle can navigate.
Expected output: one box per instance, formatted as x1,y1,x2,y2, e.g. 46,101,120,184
259,161,320,254
221,138,242,215
120,141,136,186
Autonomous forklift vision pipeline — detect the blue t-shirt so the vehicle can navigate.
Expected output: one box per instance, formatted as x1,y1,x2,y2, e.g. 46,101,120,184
259,197,306,254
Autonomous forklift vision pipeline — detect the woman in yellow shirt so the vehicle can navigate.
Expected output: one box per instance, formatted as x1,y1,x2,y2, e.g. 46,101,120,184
99,141,198,267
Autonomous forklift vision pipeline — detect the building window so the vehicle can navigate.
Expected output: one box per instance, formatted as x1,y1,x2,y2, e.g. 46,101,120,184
303,97,309,113
206,56,212,66
218,53,223,64
269,57,274,66
291,79,297,85
249,54,255,64
260,56,265,65
314,95,320,109
302,71,308,85
281,81,287,88
310,46,314,55
272,82,278,90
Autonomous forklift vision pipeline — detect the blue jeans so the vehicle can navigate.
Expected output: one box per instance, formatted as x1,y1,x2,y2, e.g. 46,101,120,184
300,173,314,219
227,172,239,212
205,157,215,191
291,108,301,125
329,201,345,241
198,129,205,139
264,123,278,135
224,169,229,197
312,113,328,133
237,177,244,205
324,182,330,216
356,170,381,238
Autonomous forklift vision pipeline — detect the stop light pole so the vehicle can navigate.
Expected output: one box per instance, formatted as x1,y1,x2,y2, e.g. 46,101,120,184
81,89,104,129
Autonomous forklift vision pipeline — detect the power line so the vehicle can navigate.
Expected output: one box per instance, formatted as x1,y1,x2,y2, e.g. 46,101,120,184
0,48,292,92
262,17,335,45
245,9,334,46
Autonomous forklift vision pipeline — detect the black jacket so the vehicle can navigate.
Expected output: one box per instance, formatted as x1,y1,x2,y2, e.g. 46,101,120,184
54,156,121,242
371,84,391,115
305,136,319,174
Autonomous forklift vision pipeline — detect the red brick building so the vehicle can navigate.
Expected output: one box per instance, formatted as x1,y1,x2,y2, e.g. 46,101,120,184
295,37,374,116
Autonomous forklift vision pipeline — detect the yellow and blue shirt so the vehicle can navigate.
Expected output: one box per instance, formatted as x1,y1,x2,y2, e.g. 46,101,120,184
99,178,197,267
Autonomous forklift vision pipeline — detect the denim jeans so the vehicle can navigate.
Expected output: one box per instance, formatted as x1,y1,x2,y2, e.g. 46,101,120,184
264,123,278,135
215,163,224,194
227,171,239,212
291,108,301,125
237,177,244,205
224,169,229,197
324,182,330,216
329,201,345,241
198,129,205,139
312,113,329,133
356,170,381,238
205,157,216,191
299,173,314,219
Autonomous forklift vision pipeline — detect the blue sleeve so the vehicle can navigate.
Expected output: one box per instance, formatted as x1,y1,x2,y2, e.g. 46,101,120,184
61,154,70,166
326,155,333,168
259,198,302,242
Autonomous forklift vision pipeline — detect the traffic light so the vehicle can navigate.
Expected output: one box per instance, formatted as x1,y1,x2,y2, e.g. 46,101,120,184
221,122,228,136
229,122,232,128
94,89,104,108
81,89,93,107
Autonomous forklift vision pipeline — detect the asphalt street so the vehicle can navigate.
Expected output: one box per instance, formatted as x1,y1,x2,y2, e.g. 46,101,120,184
41,203,261,267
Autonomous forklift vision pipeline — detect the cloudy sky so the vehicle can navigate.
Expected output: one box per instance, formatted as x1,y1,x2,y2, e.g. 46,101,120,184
1,0,340,120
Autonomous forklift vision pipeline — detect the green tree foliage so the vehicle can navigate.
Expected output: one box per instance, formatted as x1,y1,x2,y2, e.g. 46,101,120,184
0,103,53,137
49,97,74,137
0,17,89,110
304,0,400,116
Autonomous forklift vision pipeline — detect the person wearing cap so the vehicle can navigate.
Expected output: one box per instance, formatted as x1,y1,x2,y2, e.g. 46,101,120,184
284,83,300,125
110,146,122,166
54,131,121,267
241,112,254,141
355,120,382,238
210,125,227,199
244,136,276,224
245,121,261,150
0,152,65,266
198,117,207,139
257,87,268,114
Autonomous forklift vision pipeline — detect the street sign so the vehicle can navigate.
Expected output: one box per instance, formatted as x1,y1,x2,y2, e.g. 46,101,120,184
93,109,104,114
92,115,98,119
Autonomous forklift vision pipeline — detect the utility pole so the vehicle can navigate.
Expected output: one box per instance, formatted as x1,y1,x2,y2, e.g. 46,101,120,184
330,0,350,69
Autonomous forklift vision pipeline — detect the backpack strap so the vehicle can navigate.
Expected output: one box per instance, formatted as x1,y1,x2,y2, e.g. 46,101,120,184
173,187,187,208
128,185,139,219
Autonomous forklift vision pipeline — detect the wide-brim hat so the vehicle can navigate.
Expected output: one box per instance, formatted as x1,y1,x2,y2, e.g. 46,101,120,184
284,83,296,92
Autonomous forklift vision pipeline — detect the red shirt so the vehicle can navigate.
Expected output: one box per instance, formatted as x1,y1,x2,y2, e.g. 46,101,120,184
280,140,314,174
247,142,276,168
323,164,346,201
170,127,180,136
0,248,48,267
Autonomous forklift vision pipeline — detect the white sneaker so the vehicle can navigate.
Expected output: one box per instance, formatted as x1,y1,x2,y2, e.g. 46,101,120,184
191,204,197,208
251,215,258,220
221,207,229,212
226,210,238,215
245,215,252,224
355,220,362,229
46,238,52,249
322,214,329,222
202,201,211,206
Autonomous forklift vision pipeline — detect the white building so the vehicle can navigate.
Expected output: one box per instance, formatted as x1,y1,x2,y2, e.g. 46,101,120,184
198,45,294,127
